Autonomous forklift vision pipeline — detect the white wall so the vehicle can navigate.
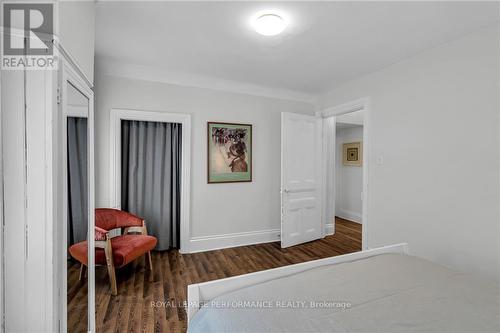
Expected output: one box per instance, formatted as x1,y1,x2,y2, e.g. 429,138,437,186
94,69,314,248
319,25,500,279
57,0,95,83
335,125,363,223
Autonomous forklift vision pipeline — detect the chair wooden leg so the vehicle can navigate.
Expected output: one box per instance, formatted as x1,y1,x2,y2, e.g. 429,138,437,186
147,251,153,271
78,263,85,281
104,238,118,296
106,264,117,296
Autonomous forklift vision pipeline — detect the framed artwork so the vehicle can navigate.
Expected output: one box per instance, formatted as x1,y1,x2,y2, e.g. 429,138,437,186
207,122,252,183
343,141,362,166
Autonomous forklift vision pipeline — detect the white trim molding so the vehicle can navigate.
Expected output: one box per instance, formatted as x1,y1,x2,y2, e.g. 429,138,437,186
188,229,281,254
320,97,369,118
325,223,335,235
109,108,191,253
321,115,336,236
319,97,371,250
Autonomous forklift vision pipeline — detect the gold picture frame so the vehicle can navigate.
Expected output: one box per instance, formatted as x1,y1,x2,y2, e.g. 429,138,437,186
343,141,362,166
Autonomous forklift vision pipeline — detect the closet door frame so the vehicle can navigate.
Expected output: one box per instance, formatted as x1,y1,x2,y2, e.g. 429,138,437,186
109,108,191,253
60,58,95,333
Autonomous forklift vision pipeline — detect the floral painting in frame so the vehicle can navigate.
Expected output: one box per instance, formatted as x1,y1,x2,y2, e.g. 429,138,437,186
207,122,252,183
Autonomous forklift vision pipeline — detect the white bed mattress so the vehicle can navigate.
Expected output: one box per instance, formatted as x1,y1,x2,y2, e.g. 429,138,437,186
188,253,500,333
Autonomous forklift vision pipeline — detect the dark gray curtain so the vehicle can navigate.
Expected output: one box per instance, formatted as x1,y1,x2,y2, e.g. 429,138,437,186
121,120,182,250
67,117,88,246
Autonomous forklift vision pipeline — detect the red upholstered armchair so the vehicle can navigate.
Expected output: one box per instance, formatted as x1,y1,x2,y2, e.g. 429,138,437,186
69,208,157,295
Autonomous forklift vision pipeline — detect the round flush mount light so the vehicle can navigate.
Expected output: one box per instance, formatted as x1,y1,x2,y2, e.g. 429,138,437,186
251,11,288,36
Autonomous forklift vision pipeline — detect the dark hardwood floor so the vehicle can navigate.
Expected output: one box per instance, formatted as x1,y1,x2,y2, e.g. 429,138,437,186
67,217,361,333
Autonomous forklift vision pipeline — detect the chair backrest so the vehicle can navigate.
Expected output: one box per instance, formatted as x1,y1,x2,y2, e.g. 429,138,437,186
95,208,143,231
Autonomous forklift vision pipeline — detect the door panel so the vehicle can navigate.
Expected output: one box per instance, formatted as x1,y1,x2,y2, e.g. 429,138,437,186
281,112,323,248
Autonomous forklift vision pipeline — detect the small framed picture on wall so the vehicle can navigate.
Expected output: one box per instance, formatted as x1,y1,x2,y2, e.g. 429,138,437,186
343,141,362,166
207,122,252,183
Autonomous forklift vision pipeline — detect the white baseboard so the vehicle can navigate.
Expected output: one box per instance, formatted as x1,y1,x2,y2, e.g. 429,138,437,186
337,209,362,224
186,229,281,253
325,223,335,235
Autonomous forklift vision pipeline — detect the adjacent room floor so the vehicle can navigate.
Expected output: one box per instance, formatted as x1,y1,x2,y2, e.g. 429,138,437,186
67,218,361,333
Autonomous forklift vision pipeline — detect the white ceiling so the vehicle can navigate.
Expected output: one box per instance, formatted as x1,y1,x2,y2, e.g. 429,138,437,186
95,1,499,99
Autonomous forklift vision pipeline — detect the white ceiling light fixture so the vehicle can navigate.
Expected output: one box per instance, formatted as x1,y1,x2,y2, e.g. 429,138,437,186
251,10,289,36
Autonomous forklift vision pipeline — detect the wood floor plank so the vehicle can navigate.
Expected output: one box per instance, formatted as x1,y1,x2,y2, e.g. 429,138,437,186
128,260,144,333
68,218,361,333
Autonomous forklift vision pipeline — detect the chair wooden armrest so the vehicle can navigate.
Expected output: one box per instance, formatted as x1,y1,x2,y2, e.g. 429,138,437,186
123,220,147,236
95,226,109,242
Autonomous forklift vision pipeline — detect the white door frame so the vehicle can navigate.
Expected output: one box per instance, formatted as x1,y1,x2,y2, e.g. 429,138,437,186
109,108,191,253
60,58,96,332
319,97,370,250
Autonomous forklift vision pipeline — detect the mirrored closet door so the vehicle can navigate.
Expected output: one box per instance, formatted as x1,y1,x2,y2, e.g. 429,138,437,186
62,63,95,333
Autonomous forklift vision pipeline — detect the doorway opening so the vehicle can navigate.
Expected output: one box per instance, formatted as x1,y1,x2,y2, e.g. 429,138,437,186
280,98,369,250
120,119,182,250
334,111,364,249
322,98,369,250
109,109,191,253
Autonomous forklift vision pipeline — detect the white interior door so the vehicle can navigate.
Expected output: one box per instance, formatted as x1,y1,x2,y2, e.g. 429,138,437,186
281,112,323,248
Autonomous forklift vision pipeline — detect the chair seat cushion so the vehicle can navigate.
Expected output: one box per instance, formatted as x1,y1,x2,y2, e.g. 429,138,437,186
69,235,157,267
